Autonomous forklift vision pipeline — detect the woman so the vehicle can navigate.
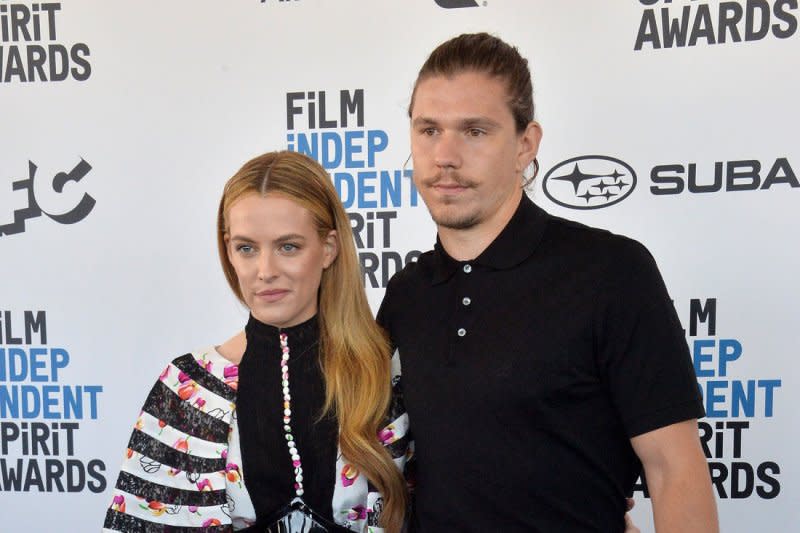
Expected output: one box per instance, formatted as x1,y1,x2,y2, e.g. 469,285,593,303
103,151,408,532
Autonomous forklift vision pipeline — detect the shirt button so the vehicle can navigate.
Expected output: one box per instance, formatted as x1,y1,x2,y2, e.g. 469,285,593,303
463,264,472,273
457,328,466,337
462,297,471,306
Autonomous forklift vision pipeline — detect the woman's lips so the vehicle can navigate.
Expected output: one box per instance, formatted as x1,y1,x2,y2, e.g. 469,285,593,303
256,289,289,302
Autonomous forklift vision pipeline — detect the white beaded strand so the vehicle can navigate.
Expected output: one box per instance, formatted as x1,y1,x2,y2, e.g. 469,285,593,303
279,332,304,497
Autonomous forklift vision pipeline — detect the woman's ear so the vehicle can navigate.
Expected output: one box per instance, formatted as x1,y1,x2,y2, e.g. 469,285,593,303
322,230,339,269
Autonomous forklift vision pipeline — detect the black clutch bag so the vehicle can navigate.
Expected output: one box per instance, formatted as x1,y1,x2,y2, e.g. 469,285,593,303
238,498,353,533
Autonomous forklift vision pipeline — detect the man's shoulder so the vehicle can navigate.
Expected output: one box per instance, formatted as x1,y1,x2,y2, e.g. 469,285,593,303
377,249,436,329
384,248,436,292
542,209,655,266
539,210,672,306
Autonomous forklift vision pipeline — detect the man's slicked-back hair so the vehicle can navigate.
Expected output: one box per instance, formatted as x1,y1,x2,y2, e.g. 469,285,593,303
409,32,535,133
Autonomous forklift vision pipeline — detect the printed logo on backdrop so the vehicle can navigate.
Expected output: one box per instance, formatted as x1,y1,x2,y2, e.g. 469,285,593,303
285,89,422,288
0,2,92,83
635,0,798,50
543,154,798,207
649,157,798,194
0,311,106,493
631,298,782,500
0,158,95,237
542,155,637,209
434,0,483,8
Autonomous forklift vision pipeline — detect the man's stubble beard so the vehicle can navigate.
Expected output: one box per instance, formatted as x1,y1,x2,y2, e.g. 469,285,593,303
427,201,481,230
419,172,481,230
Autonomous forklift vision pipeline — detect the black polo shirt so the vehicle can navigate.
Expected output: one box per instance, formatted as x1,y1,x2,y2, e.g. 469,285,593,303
377,194,704,532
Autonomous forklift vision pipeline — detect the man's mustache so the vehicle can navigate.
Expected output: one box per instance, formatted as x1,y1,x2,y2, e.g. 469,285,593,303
420,173,477,188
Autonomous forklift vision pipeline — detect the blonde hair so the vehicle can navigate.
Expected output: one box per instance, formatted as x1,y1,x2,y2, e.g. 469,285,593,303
217,151,406,531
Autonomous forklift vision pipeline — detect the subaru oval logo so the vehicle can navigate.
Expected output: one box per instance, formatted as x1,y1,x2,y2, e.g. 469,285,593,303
542,155,636,210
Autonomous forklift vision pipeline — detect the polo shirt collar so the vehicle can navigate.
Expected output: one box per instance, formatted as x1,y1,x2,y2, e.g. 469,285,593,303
431,194,548,284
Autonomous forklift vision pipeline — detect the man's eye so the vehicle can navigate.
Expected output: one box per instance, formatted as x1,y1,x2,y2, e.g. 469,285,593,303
422,127,437,136
467,128,485,137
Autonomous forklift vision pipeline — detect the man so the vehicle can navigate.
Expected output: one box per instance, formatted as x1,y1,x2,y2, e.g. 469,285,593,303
377,33,718,532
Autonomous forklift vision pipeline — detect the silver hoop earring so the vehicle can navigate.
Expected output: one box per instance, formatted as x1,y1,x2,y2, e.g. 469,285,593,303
402,153,413,175
522,157,540,188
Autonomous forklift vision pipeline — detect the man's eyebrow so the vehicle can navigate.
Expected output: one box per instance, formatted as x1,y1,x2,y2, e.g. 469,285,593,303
411,116,501,129
459,117,501,129
411,116,438,128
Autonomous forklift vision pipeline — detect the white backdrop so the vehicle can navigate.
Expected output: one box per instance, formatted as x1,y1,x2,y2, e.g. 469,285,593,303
1,1,797,530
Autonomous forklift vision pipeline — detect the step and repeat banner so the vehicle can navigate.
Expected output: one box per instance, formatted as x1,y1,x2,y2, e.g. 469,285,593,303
1,1,797,530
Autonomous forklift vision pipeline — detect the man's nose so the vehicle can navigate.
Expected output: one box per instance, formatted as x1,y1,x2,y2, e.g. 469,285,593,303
434,131,462,169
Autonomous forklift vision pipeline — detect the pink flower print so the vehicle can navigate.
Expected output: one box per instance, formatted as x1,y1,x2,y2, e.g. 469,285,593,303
225,463,241,484
167,467,182,477
199,357,213,373
159,366,170,381
346,505,368,521
340,464,359,487
143,501,166,516
178,381,199,401
202,519,222,527
111,494,126,513
196,478,213,491
193,397,206,409
177,371,191,384
188,505,201,515
378,425,396,445
223,365,239,390
173,437,190,453
220,449,228,460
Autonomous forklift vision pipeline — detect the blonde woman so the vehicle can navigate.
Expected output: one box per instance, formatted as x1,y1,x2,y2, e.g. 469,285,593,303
103,151,408,532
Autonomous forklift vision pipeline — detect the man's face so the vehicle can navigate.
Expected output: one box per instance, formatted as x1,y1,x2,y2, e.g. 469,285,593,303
410,71,540,232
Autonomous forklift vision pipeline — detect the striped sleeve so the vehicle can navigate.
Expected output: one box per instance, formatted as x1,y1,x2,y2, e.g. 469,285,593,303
103,350,240,532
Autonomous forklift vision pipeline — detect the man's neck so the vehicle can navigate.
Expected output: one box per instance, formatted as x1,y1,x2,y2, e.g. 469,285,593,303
438,190,523,261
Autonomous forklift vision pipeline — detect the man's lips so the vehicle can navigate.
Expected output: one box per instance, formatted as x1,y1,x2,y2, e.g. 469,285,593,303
435,182,468,190
430,180,473,195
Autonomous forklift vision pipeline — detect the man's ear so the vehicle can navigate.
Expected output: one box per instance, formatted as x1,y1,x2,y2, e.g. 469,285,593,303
322,230,339,269
516,120,543,173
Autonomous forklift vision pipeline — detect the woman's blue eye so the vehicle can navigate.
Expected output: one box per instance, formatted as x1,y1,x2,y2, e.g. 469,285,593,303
236,244,254,254
280,243,298,253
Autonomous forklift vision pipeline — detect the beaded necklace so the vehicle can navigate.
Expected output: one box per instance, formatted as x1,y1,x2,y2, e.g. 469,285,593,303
279,332,305,498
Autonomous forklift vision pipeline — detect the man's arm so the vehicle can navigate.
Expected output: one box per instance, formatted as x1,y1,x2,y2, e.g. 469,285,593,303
630,419,719,533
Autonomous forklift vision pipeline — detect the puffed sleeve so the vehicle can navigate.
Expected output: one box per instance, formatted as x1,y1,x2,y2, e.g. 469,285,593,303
102,350,240,532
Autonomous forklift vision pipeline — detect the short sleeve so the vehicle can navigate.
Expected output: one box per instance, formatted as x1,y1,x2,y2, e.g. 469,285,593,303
595,240,704,438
